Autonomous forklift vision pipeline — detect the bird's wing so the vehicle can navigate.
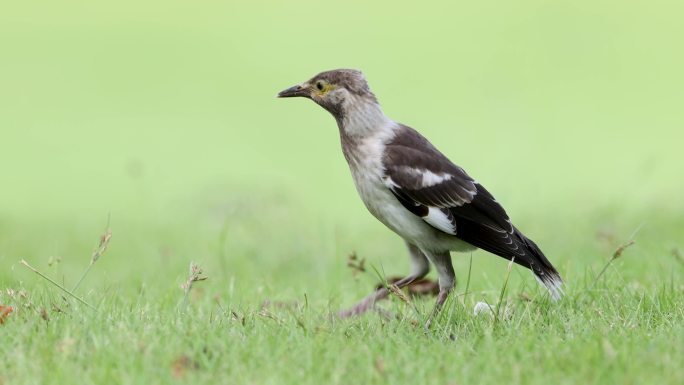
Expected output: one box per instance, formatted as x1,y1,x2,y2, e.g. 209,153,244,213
382,125,514,237
382,125,563,299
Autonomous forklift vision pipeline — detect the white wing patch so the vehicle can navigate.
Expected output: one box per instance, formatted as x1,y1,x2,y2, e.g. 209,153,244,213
420,170,453,187
423,207,457,235
395,166,454,188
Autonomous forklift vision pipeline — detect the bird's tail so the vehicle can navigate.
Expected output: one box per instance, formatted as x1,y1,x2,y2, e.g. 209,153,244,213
534,267,564,301
517,232,564,300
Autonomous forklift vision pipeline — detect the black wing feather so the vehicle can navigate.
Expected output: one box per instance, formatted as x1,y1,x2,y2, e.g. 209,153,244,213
383,125,560,282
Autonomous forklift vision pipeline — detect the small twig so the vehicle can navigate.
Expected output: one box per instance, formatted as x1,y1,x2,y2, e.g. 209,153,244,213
494,258,514,325
73,215,112,292
347,252,366,276
20,260,97,311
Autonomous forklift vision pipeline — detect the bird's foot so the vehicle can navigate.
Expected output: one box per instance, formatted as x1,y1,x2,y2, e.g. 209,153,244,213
338,274,423,319
337,288,389,318
423,287,451,330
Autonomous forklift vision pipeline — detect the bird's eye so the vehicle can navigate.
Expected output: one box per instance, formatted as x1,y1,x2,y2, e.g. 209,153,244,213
316,81,324,91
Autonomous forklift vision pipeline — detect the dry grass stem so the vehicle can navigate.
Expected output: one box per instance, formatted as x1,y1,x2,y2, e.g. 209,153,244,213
72,217,113,292
613,240,636,260
388,284,411,305
462,253,473,301
20,259,97,311
594,239,636,286
181,262,208,311
494,258,515,325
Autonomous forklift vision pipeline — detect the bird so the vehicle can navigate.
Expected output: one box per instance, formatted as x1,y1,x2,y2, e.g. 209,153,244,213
278,69,563,326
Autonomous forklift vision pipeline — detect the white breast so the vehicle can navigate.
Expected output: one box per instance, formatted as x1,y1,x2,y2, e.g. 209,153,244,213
339,111,472,253
344,127,440,246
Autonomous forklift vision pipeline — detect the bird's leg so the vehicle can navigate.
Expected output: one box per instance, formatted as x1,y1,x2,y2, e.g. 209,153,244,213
424,285,453,330
337,274,418,318
338,242,430,318
422,251,455,329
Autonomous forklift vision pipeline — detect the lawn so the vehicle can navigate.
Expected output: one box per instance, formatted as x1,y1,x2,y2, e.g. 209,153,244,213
1,1,683,384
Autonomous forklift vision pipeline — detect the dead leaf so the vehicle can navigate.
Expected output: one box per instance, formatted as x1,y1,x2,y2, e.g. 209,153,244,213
0,305,13,325
171,355,200,379
519,292,532,302
374,357,385,375
40,308,50,322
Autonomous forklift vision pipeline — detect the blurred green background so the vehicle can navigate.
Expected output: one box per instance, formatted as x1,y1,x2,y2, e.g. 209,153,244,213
2,2,683,383
1,0,682,291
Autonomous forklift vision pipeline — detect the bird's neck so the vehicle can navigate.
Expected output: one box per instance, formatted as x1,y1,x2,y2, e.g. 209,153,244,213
336,97,393,139
336,97,397,169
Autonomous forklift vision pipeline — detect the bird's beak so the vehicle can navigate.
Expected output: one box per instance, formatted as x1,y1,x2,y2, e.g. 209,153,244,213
277,83,311,98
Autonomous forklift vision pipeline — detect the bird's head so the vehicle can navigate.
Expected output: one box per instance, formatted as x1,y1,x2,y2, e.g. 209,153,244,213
277,69,378,120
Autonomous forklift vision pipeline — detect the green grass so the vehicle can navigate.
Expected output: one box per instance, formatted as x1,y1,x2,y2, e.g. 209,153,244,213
2,205,683,384
1,0,684,384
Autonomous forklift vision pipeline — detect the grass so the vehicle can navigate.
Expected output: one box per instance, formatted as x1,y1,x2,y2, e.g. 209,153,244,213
1,203,683,385
4,286,683,385
1,0,683,383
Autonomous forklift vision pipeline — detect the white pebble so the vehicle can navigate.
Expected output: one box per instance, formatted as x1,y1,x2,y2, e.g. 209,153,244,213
473,301,494,316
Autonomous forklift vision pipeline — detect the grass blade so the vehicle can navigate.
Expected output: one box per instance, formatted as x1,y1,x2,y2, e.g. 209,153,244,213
73,215,112,292
20,259,97,311
494,258,514,325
